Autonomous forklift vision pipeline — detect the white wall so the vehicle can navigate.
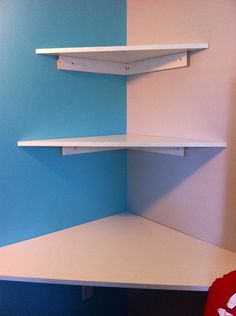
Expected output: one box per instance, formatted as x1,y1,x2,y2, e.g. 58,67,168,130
127,0,236,251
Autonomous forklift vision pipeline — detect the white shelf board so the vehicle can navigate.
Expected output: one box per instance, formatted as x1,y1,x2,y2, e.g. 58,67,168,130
17,134,226,156
0,212,236,290
36,44,208,63
17,134,226,148
36,44,208,75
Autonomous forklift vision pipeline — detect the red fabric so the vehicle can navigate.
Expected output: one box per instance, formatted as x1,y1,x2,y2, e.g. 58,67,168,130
204,271,236,316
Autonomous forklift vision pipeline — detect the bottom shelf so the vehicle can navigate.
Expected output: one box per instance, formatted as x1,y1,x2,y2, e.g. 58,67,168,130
0,212,236,291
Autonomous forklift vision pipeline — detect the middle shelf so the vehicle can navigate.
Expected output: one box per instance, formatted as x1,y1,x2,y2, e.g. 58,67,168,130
18,134,226,156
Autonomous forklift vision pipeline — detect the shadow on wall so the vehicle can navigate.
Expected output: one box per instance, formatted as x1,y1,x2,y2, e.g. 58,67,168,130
222,77,236,251
0,281,207,316
1,146,126,246
128,147,223,208
0,281,128,316
128,147,225,243
18,145,126,217
128,288,207,316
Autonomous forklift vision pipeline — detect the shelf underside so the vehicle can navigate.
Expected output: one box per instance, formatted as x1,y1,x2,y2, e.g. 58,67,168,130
18,134,226,156
0,212,236,291
36,44,208,75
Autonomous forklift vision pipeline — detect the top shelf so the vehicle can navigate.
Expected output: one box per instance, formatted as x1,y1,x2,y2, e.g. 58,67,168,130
36,44,209,75
18,134,226,157
36,44,209,63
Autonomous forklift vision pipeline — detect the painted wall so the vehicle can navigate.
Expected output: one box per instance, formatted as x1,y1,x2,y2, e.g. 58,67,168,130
127,0,236,251
0,0,127,246
0,282,128,316
128,289,207,316
0,282,206,316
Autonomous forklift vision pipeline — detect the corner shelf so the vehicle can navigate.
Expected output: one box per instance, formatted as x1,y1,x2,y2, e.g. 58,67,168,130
11,41,231,291
17,134,226,157
1,213,236,291
36,43,208,75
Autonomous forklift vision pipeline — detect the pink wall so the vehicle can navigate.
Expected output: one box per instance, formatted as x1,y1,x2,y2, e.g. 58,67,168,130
127,0,236,251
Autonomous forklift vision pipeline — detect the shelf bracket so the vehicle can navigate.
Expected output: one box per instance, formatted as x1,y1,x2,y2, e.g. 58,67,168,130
125,52,187,75
57,52,187,75
62,147,123,156
131,147,185,156
57,57,126,75
62,147,185,156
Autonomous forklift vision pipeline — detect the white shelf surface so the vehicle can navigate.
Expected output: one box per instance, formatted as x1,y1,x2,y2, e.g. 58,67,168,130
0,212,236,290
17,134,226,148
36,44,208,75
36,44,208,63
18,134,226,156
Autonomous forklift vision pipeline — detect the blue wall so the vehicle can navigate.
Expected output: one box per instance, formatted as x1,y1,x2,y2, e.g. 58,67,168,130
0,281,128,316
0,0,127,246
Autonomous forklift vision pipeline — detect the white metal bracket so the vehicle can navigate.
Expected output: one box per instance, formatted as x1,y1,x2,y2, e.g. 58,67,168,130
62,147,123,155
62,147,185,156
82,286,93,301
57,52,187,75
131,147,185,156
